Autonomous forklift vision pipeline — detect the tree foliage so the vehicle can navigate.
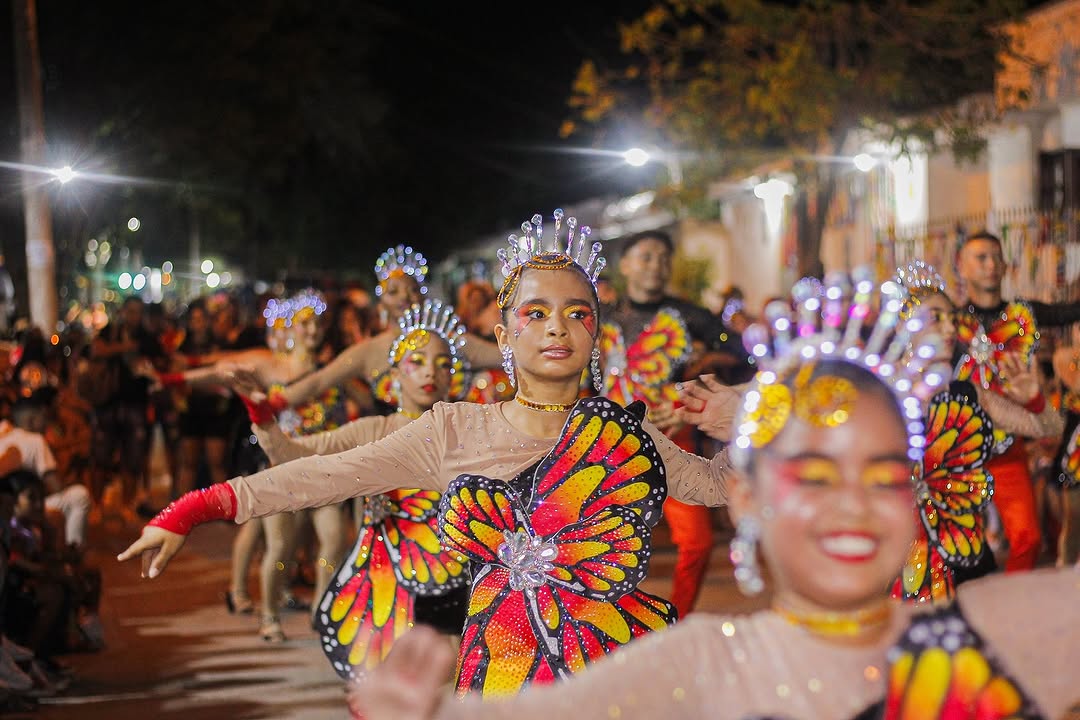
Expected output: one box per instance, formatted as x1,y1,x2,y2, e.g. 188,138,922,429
567,0,1023,276
35,0,397,277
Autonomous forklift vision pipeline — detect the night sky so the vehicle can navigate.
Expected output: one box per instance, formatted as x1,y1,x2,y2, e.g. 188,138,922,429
0,1,658,293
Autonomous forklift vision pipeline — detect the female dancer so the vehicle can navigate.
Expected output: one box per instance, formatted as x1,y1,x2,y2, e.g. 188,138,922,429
120,210,731,692
249,299,471,679
350,272,1078,720
167,291,355,639
250,245,503,415
889,262,1061,600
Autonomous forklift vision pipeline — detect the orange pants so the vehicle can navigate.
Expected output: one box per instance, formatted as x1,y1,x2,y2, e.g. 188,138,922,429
989,442,1040,572
664,498,713,616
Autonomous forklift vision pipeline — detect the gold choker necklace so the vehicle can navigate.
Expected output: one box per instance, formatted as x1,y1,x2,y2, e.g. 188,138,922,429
515,396,575,413
396,408,422,420
773,602,892,637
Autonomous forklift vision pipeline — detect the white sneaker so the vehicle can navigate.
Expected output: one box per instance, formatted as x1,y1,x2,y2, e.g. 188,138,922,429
1,636,33,663
0,648,32,692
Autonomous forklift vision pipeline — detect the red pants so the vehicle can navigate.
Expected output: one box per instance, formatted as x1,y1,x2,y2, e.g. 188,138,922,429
663,497,713,617
989,442,1040,572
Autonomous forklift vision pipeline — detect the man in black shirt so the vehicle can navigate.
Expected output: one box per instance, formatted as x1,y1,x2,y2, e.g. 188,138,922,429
956,231,1078,572
600,231,747,616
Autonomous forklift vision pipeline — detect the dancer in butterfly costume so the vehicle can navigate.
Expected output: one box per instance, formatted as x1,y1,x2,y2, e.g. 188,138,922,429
164,291,357,641
955,231,1080,570
352,271,1080,720
120,210,731,700
229,245,505,419
889,262,1062,602
248,300,471,680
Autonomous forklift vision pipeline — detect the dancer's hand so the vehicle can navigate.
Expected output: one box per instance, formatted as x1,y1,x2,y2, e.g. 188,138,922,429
676,374,741,441
116,525,187,579
221,363,265,399
348,625,456,720
648,400,684,434
998,352,1039,405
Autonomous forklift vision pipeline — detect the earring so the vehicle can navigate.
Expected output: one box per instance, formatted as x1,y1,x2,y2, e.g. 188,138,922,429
590,348,603,393
730,516,764,596
502,346,516,388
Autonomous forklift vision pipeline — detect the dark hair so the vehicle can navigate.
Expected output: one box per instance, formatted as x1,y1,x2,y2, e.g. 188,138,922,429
622,230,674,254
0,470,44,497
962,230,1002,248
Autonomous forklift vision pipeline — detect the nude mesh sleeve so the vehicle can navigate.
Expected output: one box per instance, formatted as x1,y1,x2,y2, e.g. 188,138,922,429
976,386,1065,439
229,409,445,523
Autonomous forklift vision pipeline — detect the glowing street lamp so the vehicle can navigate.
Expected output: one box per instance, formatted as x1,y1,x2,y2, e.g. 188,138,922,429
52,165,77,184
200,259,214,274
853,153,877,173
623,147,650,167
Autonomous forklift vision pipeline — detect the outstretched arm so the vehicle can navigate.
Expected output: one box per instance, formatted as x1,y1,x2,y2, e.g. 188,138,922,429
461,333,504,370
674,375,747,442
278,336,386,406
253,415,395,466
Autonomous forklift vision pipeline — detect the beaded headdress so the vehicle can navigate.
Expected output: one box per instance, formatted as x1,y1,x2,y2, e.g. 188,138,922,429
731,269,951,469
388,299,467,377
262,290,327,328
896,260,947,319
375,245,429,297
495,209,606,309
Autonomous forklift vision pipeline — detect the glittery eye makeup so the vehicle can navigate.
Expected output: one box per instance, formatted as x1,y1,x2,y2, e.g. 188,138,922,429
565,304,597,335
769,455,912,491
513,304,548,334
862,462,911,489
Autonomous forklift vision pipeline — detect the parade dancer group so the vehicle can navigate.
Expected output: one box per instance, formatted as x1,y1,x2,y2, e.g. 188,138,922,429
119,211,1079,720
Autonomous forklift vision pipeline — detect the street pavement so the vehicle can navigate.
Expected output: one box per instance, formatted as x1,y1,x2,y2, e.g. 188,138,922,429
21,505,758,719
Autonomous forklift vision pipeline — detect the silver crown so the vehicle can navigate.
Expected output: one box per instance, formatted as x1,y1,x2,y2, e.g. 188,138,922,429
732,268,951,468
496,209,606,283
375,245,429,296
262,289,327,328
388,299,467,374
896,260,946,296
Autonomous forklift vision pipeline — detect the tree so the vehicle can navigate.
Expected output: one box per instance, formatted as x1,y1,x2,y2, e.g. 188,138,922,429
567,0,1023,277
34,1,397,279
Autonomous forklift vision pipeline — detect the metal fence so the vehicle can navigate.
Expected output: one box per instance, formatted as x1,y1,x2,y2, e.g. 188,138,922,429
882,207,1080,304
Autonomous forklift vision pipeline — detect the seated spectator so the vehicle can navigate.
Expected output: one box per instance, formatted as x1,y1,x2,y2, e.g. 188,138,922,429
4,398,91,550
3,471,101,676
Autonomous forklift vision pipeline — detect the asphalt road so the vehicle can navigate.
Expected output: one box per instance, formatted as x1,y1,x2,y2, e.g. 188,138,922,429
22,507,753,719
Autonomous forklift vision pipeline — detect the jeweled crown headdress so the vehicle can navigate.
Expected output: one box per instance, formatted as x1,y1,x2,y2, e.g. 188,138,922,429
262,290,327,328
731,269,951,469
495,209,606,308
388,299,467,376
375,245,429,297
896,260,947,319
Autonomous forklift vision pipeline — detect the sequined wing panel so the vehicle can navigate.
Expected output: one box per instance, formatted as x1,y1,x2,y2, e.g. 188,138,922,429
316,527,412,680
1058,421,1080,489
883,606,1041,720
527,397,667,536
599,311,689,406
917,386,995,568
438,397,673,697
383,490,469,596
955,302,1038,392
891,524,955,603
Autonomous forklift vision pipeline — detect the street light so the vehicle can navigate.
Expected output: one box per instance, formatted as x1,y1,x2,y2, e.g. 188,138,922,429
623,146,683,186
200,259,214,274
623,147,650,167
52,165,77,184
853,153,877,173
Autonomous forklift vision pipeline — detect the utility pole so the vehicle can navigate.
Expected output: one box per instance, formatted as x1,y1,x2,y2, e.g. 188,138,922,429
11,0,58,332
